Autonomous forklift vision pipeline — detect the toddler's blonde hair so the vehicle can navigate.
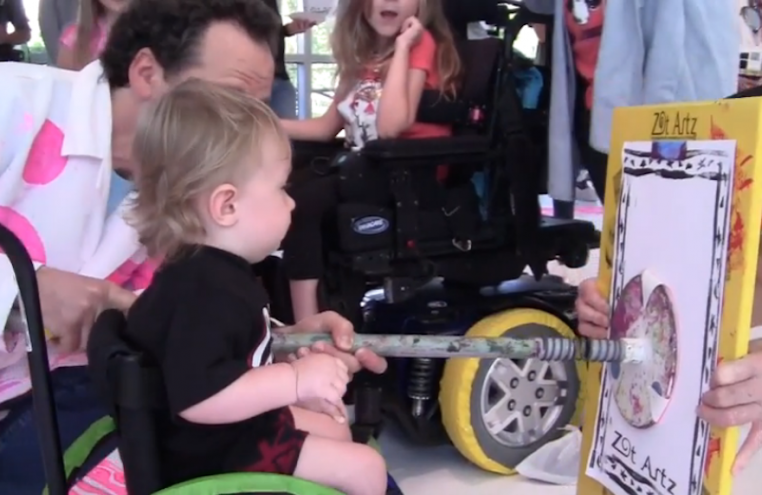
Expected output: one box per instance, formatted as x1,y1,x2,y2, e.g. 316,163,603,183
131,78,289,259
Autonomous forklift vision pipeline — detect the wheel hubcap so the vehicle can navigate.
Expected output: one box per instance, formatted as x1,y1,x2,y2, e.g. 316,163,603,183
480,356,568,447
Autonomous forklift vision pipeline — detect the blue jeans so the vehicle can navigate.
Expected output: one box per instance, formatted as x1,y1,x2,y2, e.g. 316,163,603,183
270,77,297,119
0,366,108,495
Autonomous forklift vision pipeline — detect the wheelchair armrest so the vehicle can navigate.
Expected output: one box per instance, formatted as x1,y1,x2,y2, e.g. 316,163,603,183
361,135,489,163
416,90,470,124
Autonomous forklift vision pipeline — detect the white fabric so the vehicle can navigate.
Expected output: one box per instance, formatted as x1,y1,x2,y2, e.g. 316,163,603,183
0,61,144,406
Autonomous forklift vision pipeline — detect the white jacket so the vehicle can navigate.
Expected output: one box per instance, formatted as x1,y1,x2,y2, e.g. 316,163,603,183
0,61,151,406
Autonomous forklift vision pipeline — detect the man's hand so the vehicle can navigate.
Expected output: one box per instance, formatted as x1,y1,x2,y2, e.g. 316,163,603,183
284,19,316,36
575,278,610,339
285,311,387,375
698,348,762,474
37,268,136,352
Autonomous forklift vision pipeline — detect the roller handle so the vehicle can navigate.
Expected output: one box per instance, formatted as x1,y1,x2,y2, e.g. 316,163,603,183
272,333,648,363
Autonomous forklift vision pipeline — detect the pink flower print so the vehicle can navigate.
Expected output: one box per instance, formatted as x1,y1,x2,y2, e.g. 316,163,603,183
23,120,67,186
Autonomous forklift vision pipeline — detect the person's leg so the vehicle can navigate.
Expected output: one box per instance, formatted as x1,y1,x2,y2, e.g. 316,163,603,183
573,82,608,204
0,367,107,495
269,77,298,119
235,407,385,494
583,147,608,203
290,405,352,442
294,435,387,495
283,176,340,322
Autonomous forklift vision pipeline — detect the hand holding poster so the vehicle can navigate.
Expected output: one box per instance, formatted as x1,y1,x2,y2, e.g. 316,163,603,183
586,140,735,495
577,99,762,495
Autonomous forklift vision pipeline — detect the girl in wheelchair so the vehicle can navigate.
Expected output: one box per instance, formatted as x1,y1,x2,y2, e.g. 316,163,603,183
124,80,387,495
280,0,462,321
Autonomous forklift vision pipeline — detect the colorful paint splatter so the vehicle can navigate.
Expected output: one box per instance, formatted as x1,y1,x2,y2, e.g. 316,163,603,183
710,120,753,277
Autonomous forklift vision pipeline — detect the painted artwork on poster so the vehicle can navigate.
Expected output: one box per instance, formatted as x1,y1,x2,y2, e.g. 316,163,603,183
585,140,737,495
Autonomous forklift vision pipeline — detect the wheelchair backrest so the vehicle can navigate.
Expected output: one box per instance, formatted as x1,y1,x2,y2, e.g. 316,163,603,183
86,309,166,495
418,5,550,141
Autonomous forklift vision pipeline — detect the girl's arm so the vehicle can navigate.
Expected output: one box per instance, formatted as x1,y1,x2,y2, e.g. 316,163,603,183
56,44,78,70
56,25,81,70
280,101,345,142
377,30,437,138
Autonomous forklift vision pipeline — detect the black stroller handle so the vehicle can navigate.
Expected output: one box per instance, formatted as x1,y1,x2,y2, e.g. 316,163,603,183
0,224,67,495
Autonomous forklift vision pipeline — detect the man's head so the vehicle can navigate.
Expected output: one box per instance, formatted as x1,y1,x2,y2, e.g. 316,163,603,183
101,0,279,101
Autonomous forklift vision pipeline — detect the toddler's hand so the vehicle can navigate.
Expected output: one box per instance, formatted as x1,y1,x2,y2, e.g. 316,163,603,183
396,16,423,49
291,353,349,406
297,397,349,424
575,278,610,339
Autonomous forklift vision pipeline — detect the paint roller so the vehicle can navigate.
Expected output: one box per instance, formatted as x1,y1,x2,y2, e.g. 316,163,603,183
271,333,650,363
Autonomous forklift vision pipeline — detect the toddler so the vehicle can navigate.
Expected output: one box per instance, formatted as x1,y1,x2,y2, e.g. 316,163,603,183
57,0,128,69
281,0,462,321
125,79,387,495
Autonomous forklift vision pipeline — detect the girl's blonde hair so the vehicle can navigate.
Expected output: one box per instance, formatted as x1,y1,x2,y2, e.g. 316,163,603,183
330,0,462,98
72,0,103,69
131,79,289,259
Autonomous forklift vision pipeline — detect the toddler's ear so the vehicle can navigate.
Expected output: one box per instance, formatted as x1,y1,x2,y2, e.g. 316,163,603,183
208,183,240,227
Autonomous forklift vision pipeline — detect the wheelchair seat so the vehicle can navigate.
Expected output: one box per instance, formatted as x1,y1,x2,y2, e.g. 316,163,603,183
86,309,344,495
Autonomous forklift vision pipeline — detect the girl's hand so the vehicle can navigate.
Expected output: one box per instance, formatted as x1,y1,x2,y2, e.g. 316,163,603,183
575,278,610,339
395,16,424,49
699,350,762,474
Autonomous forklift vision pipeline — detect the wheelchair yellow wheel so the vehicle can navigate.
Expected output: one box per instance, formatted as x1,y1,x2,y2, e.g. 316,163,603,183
439,307,586,475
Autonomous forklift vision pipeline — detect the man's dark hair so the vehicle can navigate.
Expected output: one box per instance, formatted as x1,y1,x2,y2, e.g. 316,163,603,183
101,0,280,89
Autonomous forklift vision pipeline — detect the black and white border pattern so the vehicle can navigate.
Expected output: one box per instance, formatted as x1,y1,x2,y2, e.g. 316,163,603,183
588,141,735,495
588,169,632,472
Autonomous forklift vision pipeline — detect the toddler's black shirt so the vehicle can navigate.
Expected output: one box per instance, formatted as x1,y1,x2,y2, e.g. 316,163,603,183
125,245,280,484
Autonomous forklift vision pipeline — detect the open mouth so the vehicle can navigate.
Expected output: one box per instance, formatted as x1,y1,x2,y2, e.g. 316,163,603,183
380,10,399,20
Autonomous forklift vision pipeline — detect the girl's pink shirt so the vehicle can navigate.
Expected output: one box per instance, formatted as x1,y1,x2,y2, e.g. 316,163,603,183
59,18,109,57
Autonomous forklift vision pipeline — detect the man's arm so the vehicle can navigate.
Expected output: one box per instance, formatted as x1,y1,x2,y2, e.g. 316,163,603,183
0,0,32,45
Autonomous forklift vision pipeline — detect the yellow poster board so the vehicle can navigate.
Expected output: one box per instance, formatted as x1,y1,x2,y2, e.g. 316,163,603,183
577,98,762,495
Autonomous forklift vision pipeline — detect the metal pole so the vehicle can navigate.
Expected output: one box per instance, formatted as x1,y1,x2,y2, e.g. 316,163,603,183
0,225,67,495
272,333,649,363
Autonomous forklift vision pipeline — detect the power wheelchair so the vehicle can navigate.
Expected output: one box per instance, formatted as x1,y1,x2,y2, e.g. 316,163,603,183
265,0,599,477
